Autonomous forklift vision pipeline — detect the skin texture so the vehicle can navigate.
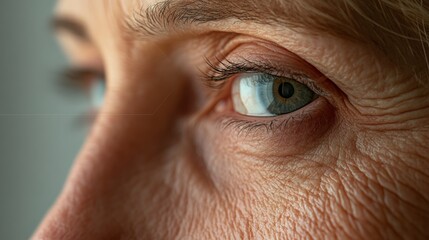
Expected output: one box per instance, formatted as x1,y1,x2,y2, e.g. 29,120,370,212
34,0,429,239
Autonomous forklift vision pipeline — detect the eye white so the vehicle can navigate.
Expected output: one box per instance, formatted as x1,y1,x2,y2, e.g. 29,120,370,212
90,78,105,109
232,74,276,117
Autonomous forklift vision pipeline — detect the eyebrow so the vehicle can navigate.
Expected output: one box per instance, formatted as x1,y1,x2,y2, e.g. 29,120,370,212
51,16,90,41
127,0,316,37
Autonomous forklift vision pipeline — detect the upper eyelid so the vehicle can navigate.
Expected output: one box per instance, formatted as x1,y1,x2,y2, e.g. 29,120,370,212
57,67,105,93
202,57,329,97
61,67,104,81
204,57,289,81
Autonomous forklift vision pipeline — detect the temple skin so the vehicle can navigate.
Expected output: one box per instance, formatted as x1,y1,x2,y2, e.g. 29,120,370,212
34,0,429,239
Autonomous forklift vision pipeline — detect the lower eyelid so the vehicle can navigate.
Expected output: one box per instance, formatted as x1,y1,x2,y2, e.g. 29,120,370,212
210,97,336,152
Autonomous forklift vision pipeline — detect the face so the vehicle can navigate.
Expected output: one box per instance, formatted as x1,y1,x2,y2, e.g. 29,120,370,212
34,0,429,239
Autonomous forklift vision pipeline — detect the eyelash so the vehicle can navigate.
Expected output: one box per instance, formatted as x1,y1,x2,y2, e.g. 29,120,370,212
202,57,323,134
58,67,104,93
203,57,325,95
221,117,293,136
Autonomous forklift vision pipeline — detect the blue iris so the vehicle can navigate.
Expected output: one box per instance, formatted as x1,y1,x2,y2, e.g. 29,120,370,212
232,73,316,117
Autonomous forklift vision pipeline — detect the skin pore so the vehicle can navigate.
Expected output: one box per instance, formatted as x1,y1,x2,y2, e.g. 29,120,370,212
34,0,429,239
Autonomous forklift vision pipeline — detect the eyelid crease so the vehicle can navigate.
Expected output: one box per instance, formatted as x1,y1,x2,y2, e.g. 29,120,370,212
202,57,329,97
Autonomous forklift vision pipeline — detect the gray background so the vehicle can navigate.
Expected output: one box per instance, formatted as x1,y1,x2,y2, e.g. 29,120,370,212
0,0,88,239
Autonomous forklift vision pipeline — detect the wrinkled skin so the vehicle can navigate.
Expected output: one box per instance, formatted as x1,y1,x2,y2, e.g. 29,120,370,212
34,0,429,239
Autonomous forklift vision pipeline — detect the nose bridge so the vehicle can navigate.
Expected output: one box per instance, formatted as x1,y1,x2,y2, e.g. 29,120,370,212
33,48,187,239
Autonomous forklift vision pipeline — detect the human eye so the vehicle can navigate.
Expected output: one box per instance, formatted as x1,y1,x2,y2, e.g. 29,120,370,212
193,37,337,137
60,67,106,109
202,54,328,120
232,73,317,117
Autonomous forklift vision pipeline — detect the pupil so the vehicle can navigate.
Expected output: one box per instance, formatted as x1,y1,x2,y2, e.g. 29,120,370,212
278,82,294,99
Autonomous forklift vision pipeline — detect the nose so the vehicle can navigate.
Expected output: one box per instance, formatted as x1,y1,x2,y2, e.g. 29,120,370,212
33,50,188,239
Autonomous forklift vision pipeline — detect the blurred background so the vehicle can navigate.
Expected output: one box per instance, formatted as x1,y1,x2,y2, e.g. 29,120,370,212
0,0,88,239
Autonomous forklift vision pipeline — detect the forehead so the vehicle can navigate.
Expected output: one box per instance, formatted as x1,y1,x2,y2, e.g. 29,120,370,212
54,0,149,52
55,0,154,26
